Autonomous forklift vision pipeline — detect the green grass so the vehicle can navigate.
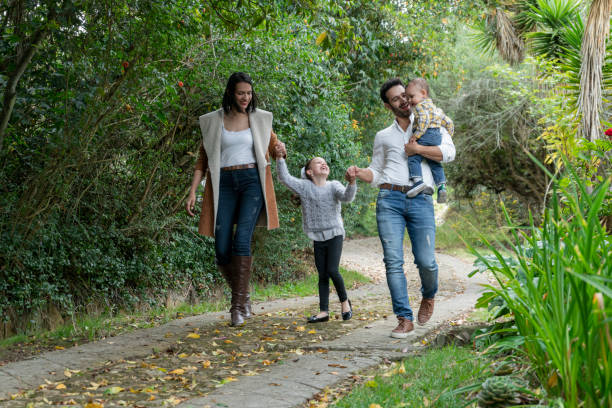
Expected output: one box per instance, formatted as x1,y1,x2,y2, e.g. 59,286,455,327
0,267,371,356
332,346,489,408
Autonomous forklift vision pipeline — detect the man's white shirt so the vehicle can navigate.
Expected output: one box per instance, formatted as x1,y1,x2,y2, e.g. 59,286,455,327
367,115,456,188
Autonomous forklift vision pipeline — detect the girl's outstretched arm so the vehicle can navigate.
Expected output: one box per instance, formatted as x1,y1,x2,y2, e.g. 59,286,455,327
276,158,307,196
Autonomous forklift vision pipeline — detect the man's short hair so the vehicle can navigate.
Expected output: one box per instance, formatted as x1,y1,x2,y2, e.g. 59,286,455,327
380,78,404,103
407,78,430,97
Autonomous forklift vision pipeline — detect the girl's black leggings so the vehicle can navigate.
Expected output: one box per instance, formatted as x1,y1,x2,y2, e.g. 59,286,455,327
313,235,348,312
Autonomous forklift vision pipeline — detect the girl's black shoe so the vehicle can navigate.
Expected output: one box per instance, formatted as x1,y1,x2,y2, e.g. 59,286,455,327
307,314,329,323
342,300,353,321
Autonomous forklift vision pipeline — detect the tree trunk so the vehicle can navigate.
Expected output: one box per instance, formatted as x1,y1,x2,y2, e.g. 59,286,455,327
578,0,612,141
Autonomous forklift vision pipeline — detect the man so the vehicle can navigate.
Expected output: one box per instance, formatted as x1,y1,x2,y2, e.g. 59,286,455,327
346,78,455,338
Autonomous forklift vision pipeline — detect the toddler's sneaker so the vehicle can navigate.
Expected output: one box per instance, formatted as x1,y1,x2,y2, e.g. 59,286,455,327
406,180,426,197
437,184,448,204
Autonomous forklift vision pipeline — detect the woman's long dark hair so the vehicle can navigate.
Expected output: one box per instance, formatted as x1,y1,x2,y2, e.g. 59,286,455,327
222,72,259,114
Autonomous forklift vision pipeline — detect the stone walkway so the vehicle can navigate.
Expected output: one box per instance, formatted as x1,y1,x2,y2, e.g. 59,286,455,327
0,238,486,407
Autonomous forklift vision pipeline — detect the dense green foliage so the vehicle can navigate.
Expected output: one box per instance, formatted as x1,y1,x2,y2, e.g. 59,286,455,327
0,0,475,333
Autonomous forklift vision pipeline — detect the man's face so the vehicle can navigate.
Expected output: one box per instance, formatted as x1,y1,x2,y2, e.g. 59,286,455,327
405,83,427,108
384,85,411,118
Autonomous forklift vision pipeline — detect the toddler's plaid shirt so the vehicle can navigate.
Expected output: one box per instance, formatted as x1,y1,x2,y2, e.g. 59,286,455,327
413,98,454,139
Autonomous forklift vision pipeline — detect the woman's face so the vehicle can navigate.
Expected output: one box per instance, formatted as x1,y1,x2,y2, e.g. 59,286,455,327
234,82,253,112
306,157,330,179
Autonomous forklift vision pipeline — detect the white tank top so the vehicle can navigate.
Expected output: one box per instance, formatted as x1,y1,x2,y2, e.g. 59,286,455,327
220,127,257,168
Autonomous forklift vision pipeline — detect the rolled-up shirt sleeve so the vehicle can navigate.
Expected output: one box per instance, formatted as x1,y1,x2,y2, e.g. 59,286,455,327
439,127,456,163
366,132,385,186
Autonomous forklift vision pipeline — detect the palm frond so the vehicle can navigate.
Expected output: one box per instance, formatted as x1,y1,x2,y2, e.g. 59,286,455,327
524,0,582,60
495,7,525,64
513,0,541,34
470,14,499,56
526,0,581,28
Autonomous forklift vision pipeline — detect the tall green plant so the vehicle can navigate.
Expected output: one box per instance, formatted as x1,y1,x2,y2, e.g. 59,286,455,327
470,161,612,407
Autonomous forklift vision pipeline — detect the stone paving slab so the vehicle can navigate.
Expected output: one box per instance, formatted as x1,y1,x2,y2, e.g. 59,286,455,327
179,351,390,408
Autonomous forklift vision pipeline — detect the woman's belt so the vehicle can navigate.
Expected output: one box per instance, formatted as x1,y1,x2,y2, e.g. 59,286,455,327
221,163,257,171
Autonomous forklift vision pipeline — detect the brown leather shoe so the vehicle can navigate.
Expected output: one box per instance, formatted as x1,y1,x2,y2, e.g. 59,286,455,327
390,316,414,338
417,298,435,325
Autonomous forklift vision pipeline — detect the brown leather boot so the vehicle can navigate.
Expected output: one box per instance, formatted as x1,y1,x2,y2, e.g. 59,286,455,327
218,262,233,288
244,291,253,319
221,259,253,318
230,255,252,326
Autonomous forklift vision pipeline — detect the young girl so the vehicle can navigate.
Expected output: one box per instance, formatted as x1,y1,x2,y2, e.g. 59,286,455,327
275,145,356,323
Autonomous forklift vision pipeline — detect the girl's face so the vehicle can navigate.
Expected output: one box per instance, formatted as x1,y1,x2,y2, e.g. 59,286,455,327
306,157,330,179
234,82,253,112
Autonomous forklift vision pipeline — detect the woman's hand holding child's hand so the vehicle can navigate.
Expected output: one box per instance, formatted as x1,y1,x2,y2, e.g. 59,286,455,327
274,142,287,158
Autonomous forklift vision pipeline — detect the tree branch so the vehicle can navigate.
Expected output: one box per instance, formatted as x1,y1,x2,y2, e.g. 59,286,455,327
0,4,57,151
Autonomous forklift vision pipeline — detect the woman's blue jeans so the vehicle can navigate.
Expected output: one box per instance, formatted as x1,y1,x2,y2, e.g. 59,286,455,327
376,189,438,321
215,167,264,265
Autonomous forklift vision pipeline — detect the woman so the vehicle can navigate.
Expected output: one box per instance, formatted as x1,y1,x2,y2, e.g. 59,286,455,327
186,72,283,326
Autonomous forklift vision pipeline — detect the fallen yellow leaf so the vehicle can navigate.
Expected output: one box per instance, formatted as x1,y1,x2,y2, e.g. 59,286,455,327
308,329,317,334
86,382,100,390
224,339,233,344
202,360,211,368
296,326,305,332
55,383,66,390
169,369,185,375
369,404,382,408
55,346,65,350
178,353,188,358
186,333,200,339
104,386,124,395
165,396,182,406
84,403,103,408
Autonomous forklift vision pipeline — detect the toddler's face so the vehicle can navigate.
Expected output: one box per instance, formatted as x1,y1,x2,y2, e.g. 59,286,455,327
307,157,330,179
405,84,427,108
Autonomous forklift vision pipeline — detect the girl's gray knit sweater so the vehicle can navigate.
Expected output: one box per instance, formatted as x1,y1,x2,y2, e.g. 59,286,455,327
276,158,356,241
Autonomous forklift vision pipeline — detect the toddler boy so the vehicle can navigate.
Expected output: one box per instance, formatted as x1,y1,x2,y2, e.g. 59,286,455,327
404,78,454,203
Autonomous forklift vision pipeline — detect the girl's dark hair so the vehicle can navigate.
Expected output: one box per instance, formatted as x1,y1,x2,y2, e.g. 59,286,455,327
222,72,259,114
303,158,315,181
